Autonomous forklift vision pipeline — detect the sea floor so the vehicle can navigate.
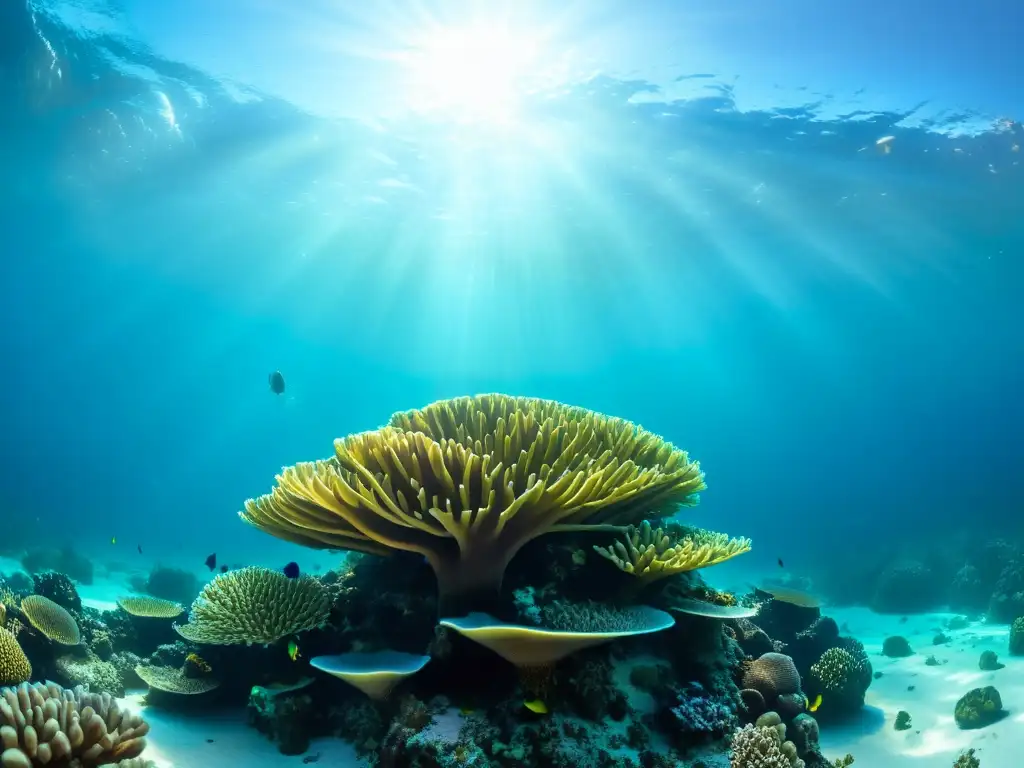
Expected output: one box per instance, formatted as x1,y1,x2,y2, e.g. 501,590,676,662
2,557,1018,766
818,607,1016,767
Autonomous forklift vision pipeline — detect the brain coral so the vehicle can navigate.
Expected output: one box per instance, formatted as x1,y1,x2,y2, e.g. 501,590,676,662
173,567,330,645
20,595,81,645
0,681,149,766
239,394,707,615
0,628,30,686
742,652,801,701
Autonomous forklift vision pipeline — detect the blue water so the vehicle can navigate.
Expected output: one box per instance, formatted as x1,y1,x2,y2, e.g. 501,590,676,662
0,0,1021,584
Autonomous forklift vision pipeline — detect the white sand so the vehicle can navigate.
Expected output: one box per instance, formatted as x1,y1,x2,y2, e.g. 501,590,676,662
117,692,366,767
818,607,1018,767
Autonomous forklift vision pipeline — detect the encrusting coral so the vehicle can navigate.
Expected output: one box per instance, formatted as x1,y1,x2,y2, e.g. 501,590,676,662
595,520,751,584
0,681,150,766
0,629,30,686
19,596,81,645
173,567,330,645
240,394,709,613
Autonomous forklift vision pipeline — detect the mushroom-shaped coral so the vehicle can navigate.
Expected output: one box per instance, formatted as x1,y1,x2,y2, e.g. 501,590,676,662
172,567,330,645
239,394,707,614
19,595,81,645
117,596,184,619
310,651,429,700
135,663,221,696
440,606,674,667
668,596,759,620
0,681,149,766
595,521,751,585
0,628,30,686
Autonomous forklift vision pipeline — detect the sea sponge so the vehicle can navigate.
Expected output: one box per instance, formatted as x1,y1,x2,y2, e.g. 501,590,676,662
0,628,30,686
239,394,707,614
173,567,330,645
0,681,149,765
742,652,801,701
594,520,751,584
117,597,184,619
19,595,81,645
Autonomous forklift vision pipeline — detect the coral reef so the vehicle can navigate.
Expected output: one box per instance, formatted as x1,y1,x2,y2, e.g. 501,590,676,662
29,573,81,614
174,566,331,645
978,650,1004,670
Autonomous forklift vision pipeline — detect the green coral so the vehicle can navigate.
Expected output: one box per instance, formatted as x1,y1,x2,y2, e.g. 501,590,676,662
1009,617,1024,656
953,747,979,767
173,566,330,646
954,686,1004,729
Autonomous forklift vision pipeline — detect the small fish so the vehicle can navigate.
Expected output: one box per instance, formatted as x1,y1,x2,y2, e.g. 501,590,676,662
312,563,322,572
777,557,784,568
219,565,228,573
302,754,321,765
206,739,214,744
288,640,301,662
269,371,286,395
523,699,548,714
111,536,117,545
459,706,475,715
282,562,300,579
137,544,143,554
205,553,217,571
808,694,822,713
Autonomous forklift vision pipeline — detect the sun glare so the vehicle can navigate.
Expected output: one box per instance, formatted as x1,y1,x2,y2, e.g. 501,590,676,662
402,23,543,124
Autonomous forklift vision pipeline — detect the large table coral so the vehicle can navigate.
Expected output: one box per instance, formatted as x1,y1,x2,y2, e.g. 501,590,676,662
240,394,708,613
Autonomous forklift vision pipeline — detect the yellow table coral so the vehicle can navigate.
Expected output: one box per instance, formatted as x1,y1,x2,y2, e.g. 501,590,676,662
240,394,707,614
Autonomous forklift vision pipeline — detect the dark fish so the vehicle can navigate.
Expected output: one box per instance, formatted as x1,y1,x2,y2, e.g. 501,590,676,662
137,544,143,554
777,557,784,568
205,553,217,571
219,564,228,573
302,754,321,765
312,563,322,572
269,371,285,395
282,561,300,579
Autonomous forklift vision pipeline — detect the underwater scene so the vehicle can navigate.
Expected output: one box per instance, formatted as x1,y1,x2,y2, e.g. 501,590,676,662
1,1,1022,767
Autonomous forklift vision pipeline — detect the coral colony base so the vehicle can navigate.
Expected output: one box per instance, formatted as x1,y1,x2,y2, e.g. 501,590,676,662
0,395,1008,767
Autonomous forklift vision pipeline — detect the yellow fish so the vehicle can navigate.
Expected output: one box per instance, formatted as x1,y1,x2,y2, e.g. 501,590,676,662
111,536,116,545
523,699,548,714
808,694,822,713
287,640,300,662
